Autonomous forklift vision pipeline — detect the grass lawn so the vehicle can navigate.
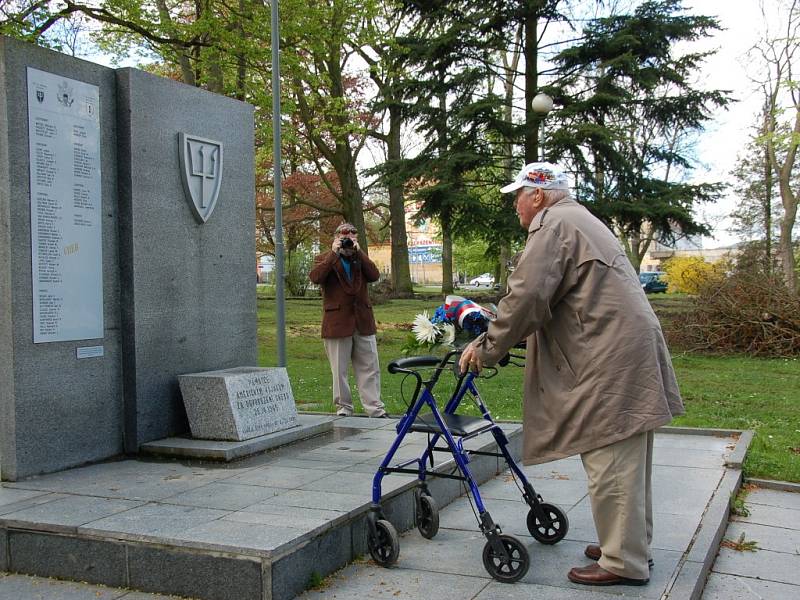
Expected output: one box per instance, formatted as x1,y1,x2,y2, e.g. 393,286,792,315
258,295,800,483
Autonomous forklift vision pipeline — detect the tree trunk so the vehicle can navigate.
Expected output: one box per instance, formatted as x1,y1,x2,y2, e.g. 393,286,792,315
387,106,413,295
335,144,368,252
441,212,454,295
628,232,642,273
499,36,521,289
763,106,773,274
778,181,798,292
523,2,541,164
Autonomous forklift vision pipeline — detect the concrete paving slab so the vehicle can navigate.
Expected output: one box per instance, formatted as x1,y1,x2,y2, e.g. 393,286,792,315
701,572,800,600
653,433,735,452
223,465,338,488
296,560,492,600
263,457,351,471
332,416,395,430
79,503,229,541
522,458,588,481
558,498,699,551
160,481,284,510
711,547,800,586
0,572,128,599
732,503,800,531
650,490,713,519
651,447,728,469
9,461,225,501
1,495,144,532
478,474,588,508
745,487,800,511
0,492,67,517
224,504,346,530
386,527,681,598
475,580,626,599
437,495,537,538
723,521,800,554
652,465,724,492
272,489,367,513
177,518,304,554
297,470,415,496
0,488,51,512
0,572,191,599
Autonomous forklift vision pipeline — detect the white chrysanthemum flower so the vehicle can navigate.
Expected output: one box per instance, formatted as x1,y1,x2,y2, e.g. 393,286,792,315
412,311,440,344
440,323,456,346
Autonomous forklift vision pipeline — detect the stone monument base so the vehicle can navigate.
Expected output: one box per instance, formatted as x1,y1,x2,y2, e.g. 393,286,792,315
140,414,334,461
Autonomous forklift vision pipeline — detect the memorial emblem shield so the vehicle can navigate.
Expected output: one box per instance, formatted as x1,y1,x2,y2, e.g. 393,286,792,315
178,133,224,223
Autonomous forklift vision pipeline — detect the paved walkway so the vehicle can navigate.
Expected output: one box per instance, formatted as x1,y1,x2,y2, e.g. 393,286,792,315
295,432,733,600
1,428,789,599
701,485,800,600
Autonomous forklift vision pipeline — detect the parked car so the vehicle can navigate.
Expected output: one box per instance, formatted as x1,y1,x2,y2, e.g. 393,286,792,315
639,271,668,294
469,273,495,287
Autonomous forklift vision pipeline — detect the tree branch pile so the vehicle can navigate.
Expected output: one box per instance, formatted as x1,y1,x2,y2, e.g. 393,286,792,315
673,270,800,357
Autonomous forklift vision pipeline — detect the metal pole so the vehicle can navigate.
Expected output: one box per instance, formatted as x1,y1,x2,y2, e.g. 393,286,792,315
271,0,286,366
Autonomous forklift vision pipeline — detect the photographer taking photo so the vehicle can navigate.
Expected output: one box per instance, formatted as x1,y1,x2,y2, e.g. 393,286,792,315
309,223,387,418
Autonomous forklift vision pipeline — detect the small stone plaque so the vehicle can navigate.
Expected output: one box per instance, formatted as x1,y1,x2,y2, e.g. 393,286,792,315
179,367,299,441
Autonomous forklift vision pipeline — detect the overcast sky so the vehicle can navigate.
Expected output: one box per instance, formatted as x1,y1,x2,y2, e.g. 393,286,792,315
689,0,776,248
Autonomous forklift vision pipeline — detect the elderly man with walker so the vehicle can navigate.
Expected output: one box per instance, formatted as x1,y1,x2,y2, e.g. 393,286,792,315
460,162,684,587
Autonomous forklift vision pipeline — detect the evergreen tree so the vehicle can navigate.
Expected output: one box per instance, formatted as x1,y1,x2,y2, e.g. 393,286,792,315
547,0,730,270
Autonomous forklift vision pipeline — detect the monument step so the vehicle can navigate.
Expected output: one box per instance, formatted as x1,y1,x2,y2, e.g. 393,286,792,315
140,414,335,461
0,417,521,600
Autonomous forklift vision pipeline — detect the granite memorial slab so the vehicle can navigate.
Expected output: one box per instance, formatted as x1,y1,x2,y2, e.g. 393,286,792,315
179,367,299,441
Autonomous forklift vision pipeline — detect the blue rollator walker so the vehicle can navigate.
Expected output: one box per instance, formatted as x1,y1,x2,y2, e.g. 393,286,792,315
366,349,569,583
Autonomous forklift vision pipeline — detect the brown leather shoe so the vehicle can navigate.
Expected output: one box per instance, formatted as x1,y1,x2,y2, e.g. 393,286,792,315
568,563,649,586
584,544,654,568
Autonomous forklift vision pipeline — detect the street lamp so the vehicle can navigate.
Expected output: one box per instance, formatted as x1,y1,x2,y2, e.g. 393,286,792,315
531,92,553,161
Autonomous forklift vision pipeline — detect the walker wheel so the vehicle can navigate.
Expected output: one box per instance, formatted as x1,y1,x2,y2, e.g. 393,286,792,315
416,493,439,539
527,502,569,545
482,534,530,583
368,519,400,566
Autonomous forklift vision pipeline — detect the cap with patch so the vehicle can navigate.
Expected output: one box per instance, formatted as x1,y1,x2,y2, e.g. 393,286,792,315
500,162,570,193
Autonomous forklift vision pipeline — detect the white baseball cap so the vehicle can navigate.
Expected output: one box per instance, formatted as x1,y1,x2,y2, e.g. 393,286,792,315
499,162,570,193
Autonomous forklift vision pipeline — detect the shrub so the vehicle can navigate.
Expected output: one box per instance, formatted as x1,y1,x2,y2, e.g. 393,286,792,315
662,256,728,295
286,248,314,296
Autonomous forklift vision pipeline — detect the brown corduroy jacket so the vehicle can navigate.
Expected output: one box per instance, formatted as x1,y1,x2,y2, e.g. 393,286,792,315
474,197,684,465
309,250,380,338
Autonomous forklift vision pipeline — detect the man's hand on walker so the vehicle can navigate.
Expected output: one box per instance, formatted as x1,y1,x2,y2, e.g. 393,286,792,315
458,343,483,375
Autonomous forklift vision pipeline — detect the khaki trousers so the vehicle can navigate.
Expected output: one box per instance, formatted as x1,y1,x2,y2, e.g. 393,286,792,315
580,429,654,580
323,333,385,417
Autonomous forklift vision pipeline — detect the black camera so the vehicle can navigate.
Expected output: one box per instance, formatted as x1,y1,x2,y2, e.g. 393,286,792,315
341,237,354,249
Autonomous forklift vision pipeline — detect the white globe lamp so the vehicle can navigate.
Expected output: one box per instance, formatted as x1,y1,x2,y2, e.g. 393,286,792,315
531,92,553,114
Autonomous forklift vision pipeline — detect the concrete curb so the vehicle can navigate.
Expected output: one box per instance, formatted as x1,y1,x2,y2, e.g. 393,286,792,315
657,425,745,437
663,428,754,600
745,477,800,493
725,430,754,469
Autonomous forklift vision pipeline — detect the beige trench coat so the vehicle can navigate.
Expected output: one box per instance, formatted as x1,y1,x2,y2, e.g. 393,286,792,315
474,197,684,465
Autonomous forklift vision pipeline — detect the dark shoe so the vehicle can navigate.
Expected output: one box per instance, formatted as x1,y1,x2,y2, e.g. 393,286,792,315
585,544,654,568
377,413,389,418
568,563,649,586
336,411,350,417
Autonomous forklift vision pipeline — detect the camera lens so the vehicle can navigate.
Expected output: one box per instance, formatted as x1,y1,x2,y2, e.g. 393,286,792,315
341,237,354,249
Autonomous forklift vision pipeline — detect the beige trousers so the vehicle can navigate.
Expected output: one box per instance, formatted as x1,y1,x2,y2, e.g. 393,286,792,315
323,333,385,417
580,429,654,580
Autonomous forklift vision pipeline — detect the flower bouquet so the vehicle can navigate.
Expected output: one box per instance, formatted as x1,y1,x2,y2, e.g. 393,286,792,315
402,295,497,354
